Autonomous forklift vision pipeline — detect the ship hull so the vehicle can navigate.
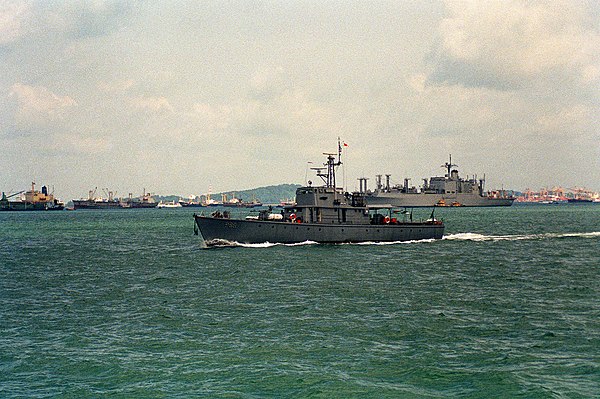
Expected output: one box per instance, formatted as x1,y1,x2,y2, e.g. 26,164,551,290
72,200,121,210
567,198,594,204
128,202,158,208
194,215,444,244
0,202,64,211
365,192,514,207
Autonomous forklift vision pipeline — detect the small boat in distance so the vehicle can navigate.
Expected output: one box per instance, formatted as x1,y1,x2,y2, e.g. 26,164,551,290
157,200,182,208
194,142,444,245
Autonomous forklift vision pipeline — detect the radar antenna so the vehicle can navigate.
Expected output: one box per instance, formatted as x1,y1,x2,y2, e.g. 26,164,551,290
442,154,458,177
311,139,344,188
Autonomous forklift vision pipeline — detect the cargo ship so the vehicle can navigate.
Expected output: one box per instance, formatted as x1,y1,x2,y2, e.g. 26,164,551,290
364,156,515,207
120,189,158,208
72,188,121,209
1,182,64,211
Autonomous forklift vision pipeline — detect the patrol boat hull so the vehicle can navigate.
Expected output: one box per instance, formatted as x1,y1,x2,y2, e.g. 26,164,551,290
194,215,444,244
194,143,445,245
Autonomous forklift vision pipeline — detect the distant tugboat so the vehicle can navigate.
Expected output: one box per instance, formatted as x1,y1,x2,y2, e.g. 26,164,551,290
1,182,64,211
365,155,515,207
194,142,444,244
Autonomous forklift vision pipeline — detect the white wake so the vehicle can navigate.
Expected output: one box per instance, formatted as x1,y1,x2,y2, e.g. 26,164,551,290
443,231,600,242
201,231,600,248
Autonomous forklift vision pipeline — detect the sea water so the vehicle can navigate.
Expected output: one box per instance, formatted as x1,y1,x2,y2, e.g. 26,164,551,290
1,206,598,397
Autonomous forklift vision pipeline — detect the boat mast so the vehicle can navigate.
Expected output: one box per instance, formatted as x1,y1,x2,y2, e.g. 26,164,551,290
313,139,343,188
443,154,457,177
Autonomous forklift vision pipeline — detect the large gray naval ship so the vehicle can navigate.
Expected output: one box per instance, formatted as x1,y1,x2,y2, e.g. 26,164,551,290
365,156,515,207
194,144,444,245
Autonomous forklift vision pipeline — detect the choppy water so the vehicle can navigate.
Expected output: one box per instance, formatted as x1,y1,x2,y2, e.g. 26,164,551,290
1,205,599,397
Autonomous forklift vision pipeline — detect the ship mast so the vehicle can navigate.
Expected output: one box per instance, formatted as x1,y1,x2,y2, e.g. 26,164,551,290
442,154,457,177
312,138,343,188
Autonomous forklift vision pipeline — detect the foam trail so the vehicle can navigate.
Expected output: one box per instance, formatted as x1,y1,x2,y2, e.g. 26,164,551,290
202,232,600,248
284,240,319,247
203,239,319,248
443,231,600,242
355,238,437,245
561,231,600,238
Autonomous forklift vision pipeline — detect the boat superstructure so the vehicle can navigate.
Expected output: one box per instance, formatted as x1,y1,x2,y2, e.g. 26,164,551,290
194,142,444,244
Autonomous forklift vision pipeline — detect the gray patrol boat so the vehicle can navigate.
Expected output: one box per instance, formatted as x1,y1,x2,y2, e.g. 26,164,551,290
193,144,444,245
365,156,515,207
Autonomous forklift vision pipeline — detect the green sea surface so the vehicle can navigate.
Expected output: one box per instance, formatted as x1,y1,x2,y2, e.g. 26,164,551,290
1,205,599,398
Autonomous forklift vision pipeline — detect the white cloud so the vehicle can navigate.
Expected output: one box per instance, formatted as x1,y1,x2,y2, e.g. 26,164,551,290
536,104,594,135
0,1,31,44
52,133,112,154
129,96,174,113
97,79,135,92
191,87,336,144
9,83,76,127
433,0,600,89
192,103,231,131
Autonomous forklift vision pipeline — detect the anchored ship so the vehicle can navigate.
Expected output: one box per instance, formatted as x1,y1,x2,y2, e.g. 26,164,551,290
120,189,158,208
365,156,515,207
194,143,444,245
72,188,121,209
1,182,64,211
73,188,158,209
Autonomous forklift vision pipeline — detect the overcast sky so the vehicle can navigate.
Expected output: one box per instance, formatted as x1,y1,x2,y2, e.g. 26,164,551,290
1,0,599,200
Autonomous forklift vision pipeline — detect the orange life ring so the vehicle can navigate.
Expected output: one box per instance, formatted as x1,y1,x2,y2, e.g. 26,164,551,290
384,216,390,224
289,213,296,221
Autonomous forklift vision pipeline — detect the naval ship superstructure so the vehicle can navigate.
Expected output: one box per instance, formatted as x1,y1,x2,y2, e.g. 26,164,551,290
194,144,444,245
365,156,514,207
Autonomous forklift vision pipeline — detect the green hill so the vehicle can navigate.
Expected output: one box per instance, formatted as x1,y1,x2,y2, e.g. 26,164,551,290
215,184,300,204
156,184,301,204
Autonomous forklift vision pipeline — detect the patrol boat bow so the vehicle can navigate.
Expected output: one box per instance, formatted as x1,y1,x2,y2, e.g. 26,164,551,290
193,145,444,245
